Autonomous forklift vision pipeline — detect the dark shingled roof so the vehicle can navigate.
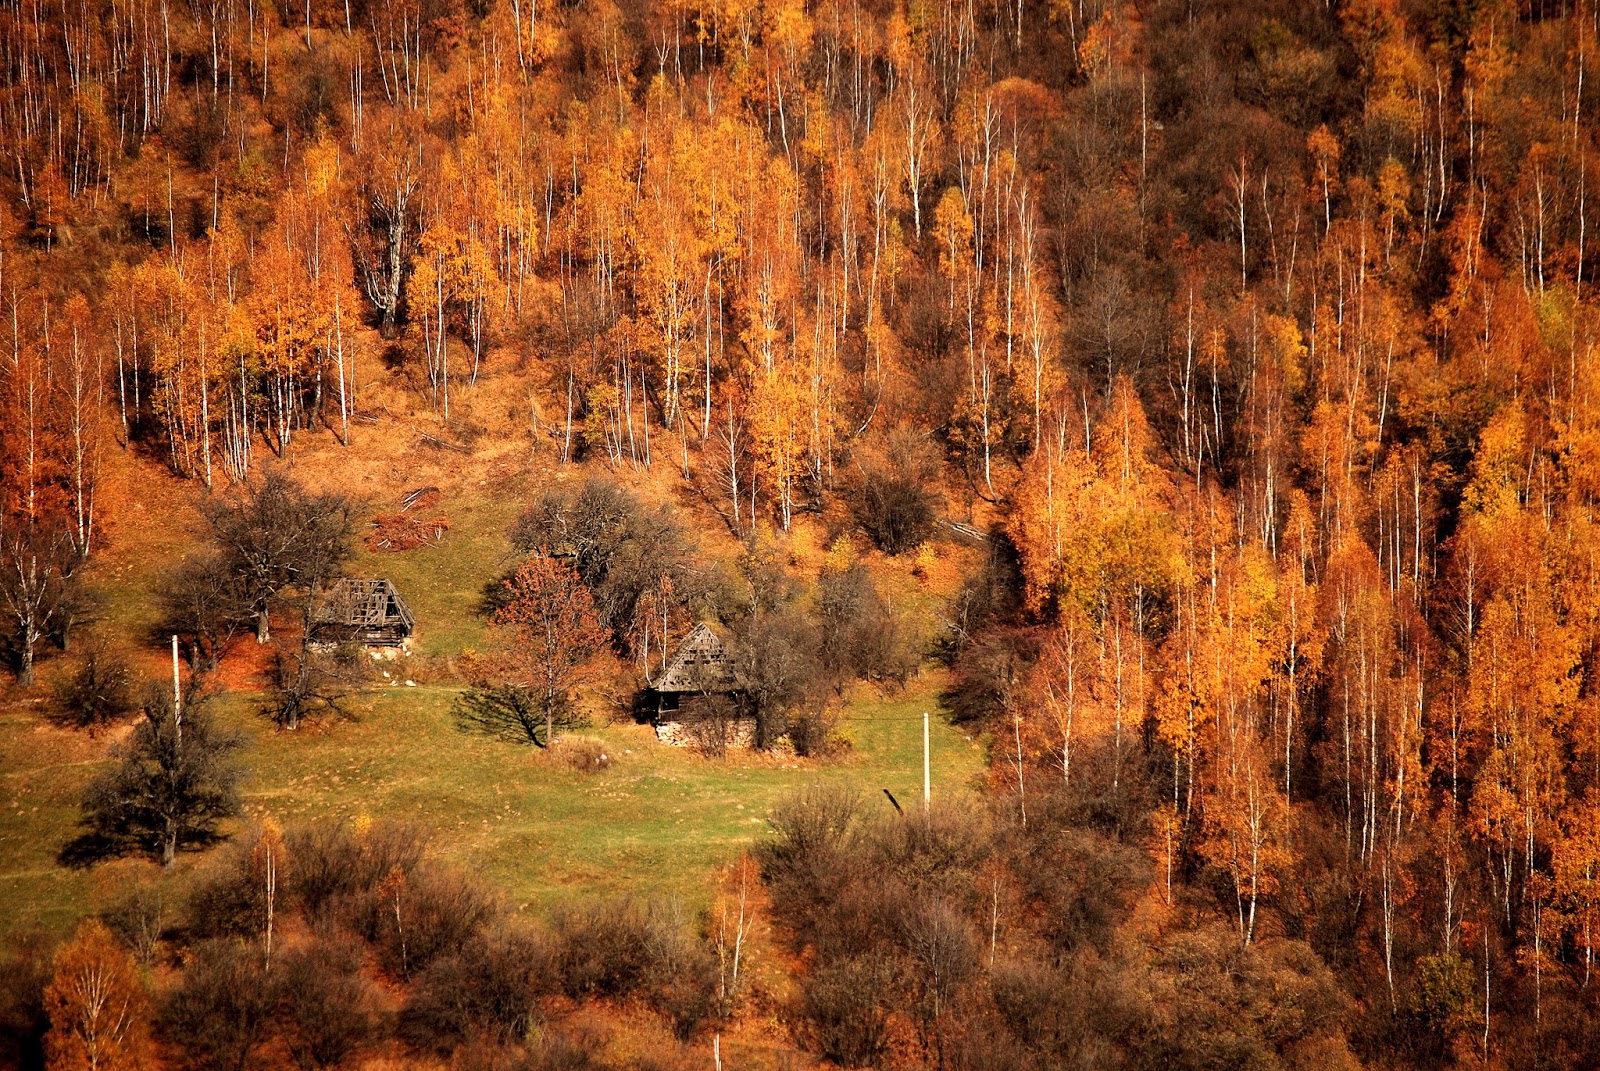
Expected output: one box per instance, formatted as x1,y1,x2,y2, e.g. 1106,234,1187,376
651,622,736,693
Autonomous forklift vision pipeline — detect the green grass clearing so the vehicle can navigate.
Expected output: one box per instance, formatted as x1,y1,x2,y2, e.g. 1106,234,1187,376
3,441,986,943
344,489,525,660
0,673,984,940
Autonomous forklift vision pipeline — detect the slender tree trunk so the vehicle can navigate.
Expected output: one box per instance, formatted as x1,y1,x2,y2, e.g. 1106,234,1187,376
16,628,36,687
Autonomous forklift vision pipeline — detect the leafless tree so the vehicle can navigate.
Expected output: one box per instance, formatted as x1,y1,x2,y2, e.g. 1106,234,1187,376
198,471,357,644
0,517,76,686
65,685,244,867
351,113,424,337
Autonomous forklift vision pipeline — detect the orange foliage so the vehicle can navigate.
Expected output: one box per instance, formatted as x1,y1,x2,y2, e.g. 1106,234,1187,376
43,920,153,1071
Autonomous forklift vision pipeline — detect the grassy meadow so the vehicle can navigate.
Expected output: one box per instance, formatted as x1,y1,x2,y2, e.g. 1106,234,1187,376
0,674,984,940
0,418,987,942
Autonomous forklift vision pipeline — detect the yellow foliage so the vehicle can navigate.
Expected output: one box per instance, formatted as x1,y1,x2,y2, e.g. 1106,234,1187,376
44,920,152,1071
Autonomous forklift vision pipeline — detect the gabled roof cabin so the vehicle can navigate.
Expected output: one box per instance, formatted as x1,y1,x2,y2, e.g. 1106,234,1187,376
650,623,737,702
310,578,415,646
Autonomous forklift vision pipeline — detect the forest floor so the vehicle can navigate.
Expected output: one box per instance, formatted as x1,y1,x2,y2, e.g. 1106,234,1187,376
0,371,988,941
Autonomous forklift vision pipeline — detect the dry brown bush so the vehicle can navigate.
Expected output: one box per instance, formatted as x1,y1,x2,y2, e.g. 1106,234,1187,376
551,736,611,773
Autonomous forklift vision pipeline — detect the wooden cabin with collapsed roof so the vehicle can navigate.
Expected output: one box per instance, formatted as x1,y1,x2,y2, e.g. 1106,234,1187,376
309,578,416,647
645,623,753,747
646,623,739,717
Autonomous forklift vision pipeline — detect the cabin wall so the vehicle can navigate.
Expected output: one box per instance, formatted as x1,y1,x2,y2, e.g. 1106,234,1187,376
309,624,412,647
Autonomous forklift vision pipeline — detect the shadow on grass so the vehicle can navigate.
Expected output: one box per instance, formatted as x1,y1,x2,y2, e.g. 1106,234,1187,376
57,833,123,869
58,830,228,869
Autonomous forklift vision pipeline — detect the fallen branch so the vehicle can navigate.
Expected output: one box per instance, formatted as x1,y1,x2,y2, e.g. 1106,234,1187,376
401,486,441,512
418,431,471,454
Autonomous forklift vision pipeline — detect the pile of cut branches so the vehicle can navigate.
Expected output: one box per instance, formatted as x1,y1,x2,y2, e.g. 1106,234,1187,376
366,487,449,550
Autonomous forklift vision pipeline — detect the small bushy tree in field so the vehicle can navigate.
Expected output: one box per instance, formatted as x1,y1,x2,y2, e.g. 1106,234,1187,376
52,645,137,731
66,685,244,866
488,553,609,747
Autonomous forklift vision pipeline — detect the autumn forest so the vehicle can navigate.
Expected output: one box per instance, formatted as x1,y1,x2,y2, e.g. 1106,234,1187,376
4,0,1600,1067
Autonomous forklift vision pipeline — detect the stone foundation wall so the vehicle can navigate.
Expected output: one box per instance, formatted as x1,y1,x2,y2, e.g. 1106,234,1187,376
655,717,757,749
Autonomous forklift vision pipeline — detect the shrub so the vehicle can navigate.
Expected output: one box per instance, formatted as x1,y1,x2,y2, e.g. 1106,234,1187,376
160,939,274,1071
783,703,841,758
655,947,719,1041
757,784,866,945
287,818,429,922
552,736,610,773
550,896,662,999
805,869,903,963
941,628,1037,727
797,952,901,1067
1399,953,1474,1062
849,428,943,555
989,959,1076,1052
183,825,283,944
549,895,711,1031
370,865,499,978
678,694,741,758
758,783,863,883
899,895,979,1054
103,883,170,964
868,802,993,904
1011,821,1148,954
403,923,556,1051
1137,928,1353,1071
51,646,136,731
275,932,381,1071
511,1026,616,1071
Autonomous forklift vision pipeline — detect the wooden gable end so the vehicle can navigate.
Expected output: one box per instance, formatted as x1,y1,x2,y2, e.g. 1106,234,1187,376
652,623,737,693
